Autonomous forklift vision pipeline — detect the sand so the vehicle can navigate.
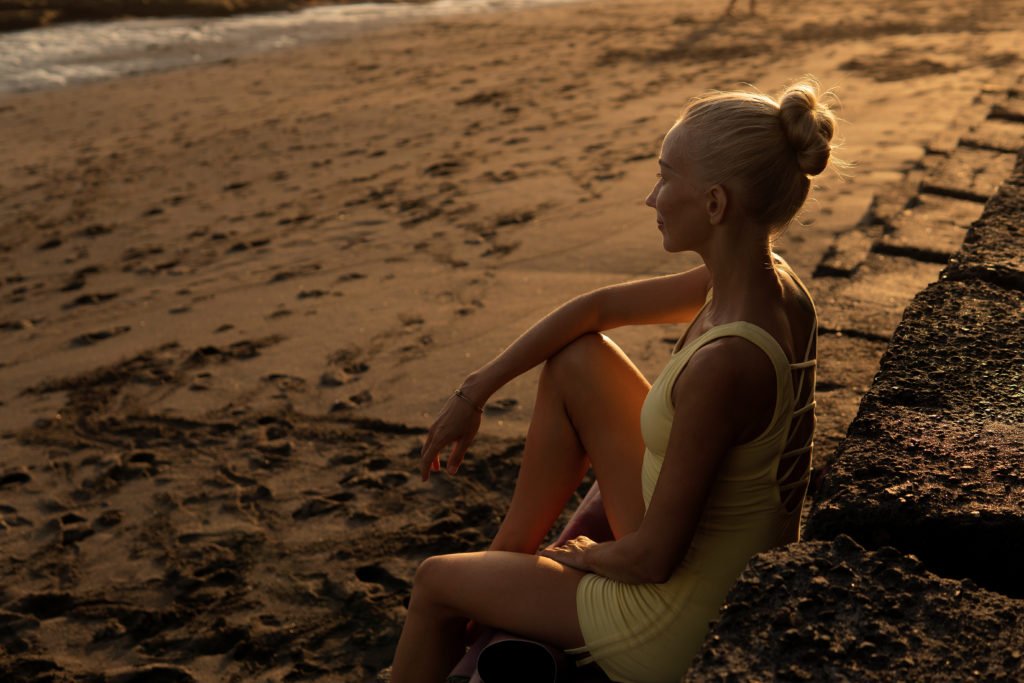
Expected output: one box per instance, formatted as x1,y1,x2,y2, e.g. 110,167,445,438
1,0,1022,680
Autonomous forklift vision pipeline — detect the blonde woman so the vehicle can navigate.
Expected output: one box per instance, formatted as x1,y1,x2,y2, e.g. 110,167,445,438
390,79,837,683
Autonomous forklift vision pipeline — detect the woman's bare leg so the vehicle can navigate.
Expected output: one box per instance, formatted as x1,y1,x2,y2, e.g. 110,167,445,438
490,333,650,554
391,551,586,683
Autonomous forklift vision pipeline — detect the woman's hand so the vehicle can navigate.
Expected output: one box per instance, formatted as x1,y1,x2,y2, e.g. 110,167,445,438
419,391,483,481
539,535,597,572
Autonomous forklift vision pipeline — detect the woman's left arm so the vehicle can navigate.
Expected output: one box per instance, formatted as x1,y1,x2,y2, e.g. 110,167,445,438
541,337,776,583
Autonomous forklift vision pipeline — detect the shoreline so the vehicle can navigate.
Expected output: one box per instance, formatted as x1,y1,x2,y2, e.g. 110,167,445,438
0,0,381,33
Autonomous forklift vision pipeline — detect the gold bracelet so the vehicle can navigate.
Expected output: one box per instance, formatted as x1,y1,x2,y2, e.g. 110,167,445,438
453,389,484,413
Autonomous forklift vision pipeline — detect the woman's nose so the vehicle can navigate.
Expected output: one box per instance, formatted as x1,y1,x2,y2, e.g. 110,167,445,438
644,184,658,208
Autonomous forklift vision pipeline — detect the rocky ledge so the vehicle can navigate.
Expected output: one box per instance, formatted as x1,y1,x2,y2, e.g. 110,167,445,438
805,148,1024,597
688,536,1024,682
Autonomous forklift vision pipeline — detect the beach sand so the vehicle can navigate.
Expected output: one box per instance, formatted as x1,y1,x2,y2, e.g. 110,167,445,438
1,0,1022,680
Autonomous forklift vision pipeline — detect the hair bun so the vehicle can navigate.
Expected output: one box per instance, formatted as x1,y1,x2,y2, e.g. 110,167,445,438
778,81,835,176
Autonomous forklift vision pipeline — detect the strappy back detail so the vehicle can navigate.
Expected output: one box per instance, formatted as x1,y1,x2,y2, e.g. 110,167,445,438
661,274,818,520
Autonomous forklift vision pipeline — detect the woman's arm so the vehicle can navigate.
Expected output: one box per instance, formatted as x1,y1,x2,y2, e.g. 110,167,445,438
462,264,712,404
419,264,712,480
542,336,776,582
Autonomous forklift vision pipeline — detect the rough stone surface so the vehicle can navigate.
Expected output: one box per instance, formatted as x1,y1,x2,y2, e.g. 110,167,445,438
874,193,983,262
807,278,1024,596
960,117,1024,153
946,150,1024,290
688,537,1024,682
920,146,1018,203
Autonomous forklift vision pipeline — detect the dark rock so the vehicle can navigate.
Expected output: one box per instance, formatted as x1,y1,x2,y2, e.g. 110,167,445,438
807,278,1023,596
945,150,1024,290
688,537,1024,682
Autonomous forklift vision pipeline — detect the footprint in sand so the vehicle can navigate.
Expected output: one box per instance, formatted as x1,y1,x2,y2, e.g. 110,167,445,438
292,497,344,521
354,565,409,593
61,265,101,292
8,592,76,620
68,326,131,348
62,292,117,309
0,468,31,488
268,263,321,283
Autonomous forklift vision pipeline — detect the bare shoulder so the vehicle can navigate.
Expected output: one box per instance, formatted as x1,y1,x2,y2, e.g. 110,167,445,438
679,337,776,390
772,253,815,312
671,337,777,443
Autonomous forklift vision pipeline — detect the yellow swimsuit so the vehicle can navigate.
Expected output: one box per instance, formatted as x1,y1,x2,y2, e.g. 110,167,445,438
565,289,817,682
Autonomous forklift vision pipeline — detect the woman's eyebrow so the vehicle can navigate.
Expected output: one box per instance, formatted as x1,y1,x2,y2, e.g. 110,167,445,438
658,159,678,174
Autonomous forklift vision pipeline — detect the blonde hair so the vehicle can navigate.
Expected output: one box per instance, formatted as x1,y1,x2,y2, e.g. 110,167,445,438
675,78,841,231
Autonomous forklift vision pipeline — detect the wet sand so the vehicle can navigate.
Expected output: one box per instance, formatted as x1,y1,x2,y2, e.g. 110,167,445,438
1,0,342,32
1,0,1022,679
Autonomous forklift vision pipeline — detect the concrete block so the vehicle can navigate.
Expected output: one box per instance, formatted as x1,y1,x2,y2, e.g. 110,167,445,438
990,96,1024,123
946,150,1024,290
960,117,1024,153
874,194,983,262
806,278,1024,595
920,146,1017,203
688,537,1024,682
815,256,947,341
814,229,874,277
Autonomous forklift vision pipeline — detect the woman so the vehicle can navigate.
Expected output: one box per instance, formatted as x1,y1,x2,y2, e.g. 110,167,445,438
390,78,837,683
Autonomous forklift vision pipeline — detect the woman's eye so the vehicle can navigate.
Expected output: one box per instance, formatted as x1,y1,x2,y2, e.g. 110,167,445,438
655,173,663,180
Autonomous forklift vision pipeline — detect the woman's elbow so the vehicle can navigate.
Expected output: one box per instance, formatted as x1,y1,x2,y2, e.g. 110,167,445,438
644,560,675,584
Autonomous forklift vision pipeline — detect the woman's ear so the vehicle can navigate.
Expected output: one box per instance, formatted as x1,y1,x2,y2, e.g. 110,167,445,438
705,184,728,225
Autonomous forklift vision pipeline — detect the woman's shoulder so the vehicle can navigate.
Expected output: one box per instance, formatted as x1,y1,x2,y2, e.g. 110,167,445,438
769,252,817,363
771,253,816,314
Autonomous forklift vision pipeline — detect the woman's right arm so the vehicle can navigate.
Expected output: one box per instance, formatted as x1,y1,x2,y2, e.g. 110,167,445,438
418,264,711,480
462,264,711,402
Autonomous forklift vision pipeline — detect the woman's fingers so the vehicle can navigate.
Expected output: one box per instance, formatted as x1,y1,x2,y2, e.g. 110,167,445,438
420,432,442,481
418,399,481,480
446,435,473,475
420,426,459,480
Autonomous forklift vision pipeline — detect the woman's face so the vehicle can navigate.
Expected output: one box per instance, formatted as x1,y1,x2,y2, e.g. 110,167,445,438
644,124,711,253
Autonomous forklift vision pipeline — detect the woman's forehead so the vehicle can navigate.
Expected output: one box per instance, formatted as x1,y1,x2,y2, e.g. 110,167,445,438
661,123,691,166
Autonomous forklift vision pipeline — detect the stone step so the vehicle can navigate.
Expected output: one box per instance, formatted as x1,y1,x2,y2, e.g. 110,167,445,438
814,254,948,342
960,116,1024,154
873,193,984,263
687,537,1024,682
920,146,1018,203
806,275,1024,596
946,151,1024,290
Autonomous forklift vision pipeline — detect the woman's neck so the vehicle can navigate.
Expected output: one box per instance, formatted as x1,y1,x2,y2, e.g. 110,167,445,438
698,224,781,318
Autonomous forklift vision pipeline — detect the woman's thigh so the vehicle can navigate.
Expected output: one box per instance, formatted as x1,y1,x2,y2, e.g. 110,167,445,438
547,333,651,536
412,550,586,649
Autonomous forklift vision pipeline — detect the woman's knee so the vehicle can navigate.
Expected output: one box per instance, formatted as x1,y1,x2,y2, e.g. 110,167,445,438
412,554,469,607
545,332,614,384
413,555,445,592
